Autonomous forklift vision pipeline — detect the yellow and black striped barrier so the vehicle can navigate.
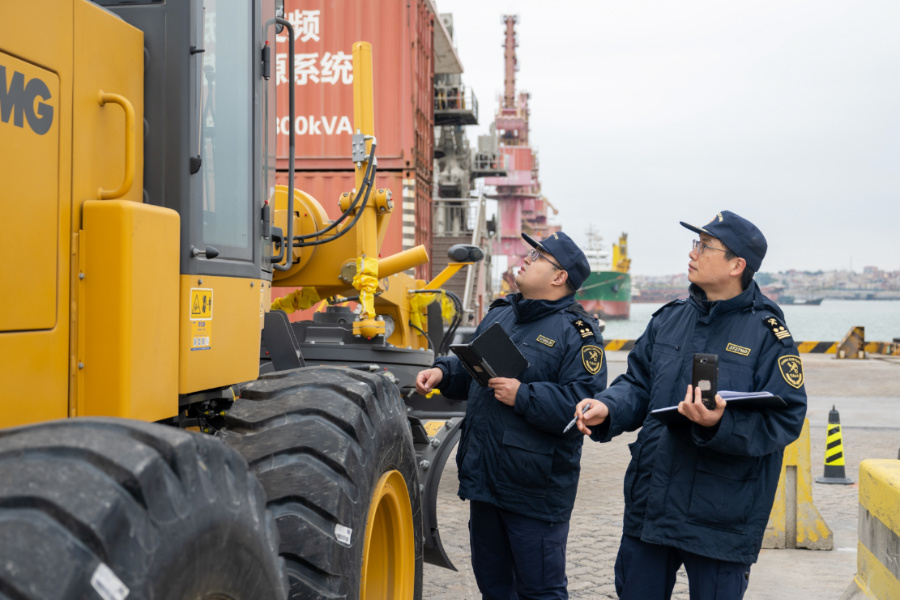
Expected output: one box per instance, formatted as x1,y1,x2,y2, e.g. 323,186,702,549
838,326,867,359
603,340,841,354
603,340,636,352
841,460,900,599
864,341,900,356
602,339,899,355
796,341,839,354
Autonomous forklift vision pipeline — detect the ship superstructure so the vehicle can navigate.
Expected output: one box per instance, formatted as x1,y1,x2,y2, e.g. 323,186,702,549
484,15,560,291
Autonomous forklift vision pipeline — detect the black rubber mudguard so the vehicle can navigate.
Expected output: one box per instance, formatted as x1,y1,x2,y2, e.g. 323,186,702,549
409,414,464,571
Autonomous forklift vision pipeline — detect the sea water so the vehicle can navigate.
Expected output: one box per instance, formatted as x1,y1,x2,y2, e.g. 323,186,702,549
601,299,900,343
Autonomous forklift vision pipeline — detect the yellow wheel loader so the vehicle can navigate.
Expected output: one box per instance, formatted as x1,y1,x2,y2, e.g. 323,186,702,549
0,1,477,597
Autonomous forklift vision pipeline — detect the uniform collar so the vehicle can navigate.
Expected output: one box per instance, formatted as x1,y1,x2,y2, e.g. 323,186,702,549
509,293,576,324
689,282,759,323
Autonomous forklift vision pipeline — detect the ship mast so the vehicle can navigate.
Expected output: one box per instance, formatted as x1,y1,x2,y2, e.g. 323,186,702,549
503,15,518,110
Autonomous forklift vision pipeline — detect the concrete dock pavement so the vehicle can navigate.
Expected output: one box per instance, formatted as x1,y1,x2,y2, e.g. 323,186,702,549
423,351,900,599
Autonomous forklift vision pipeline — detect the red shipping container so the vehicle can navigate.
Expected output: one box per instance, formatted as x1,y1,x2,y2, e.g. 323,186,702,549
275,0,434,174
413,171,433,280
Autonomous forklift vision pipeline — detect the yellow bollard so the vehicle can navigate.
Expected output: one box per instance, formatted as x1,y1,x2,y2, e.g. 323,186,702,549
763,418,834,550
836,326,866,359
839,460,900,600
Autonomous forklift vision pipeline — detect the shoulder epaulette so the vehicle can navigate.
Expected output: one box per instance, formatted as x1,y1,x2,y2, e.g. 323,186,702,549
570,317,596,340
565,302,591,318
652,298,686,317
762,314,793,346
488,297,511,311
565,302,600,340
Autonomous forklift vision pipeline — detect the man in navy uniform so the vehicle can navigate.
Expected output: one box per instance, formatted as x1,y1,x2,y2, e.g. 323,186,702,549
416,231,607,600
575,211,807,599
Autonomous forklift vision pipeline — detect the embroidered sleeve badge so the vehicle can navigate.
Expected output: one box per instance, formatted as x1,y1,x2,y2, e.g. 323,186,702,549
582,345,604,374
778,355,804,388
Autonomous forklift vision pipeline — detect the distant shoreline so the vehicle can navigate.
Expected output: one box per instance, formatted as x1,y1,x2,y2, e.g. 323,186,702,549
630,291,900,303
631,297,900,303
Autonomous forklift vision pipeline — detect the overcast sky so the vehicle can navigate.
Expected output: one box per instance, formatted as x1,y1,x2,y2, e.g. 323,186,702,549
439,0,900,276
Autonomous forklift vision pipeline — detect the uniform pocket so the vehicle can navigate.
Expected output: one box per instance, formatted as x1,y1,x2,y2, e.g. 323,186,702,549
519,342,561,381
718,356,755,392
542,535,567,588
650,342,684,401
495,428,555,498
623,438,652,512
455,423,470,470
687,452,758,532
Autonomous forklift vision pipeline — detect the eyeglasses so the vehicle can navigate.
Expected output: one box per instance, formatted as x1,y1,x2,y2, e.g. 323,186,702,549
527,248,563,270
692,239,728,255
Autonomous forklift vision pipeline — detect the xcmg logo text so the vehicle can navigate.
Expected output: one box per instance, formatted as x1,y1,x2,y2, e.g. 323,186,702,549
0,64,54,135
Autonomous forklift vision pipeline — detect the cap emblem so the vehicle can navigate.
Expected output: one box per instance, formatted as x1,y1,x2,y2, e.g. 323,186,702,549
706,212,724,226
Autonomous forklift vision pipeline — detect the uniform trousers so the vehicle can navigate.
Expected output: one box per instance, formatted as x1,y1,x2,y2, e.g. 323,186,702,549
468,500,569,600
614,534,751,600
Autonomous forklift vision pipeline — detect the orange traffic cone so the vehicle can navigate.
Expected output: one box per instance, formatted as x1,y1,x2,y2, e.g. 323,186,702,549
815,405,853,485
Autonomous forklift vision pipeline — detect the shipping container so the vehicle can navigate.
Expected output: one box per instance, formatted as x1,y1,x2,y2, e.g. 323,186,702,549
275,0,436,281
275,0,434,173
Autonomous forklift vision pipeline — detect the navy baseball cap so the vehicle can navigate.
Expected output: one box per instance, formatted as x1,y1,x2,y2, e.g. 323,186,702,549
680,210,767,272
521,231,591,290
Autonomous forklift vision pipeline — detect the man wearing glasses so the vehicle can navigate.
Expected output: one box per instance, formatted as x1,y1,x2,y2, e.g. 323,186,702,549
573,211,807,599
416,231,607,600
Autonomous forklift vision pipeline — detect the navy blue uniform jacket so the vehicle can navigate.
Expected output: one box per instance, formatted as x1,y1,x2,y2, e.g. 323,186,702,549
434,293,608,522
591,282,807,564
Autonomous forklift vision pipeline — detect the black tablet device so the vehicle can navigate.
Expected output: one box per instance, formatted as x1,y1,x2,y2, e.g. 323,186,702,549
450,322,529,386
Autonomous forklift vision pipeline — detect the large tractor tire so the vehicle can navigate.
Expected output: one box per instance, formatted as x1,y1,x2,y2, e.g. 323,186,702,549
222,366,423,600
0,418,288,600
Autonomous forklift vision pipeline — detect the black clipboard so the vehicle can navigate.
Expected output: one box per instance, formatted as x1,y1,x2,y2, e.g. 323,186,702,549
449,322,529,386
651,391,786,426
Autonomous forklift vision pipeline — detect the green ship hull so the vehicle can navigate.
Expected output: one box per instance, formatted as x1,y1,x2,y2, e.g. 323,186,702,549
576,271,632,320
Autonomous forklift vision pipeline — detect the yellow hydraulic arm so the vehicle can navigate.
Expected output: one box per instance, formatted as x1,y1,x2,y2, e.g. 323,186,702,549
269,42,481,350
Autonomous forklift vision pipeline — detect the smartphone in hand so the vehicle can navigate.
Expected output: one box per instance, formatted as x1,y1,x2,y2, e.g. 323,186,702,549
692,353,718,410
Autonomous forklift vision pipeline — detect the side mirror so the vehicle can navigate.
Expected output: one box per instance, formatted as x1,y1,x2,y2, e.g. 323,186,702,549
191,245,220,260
447,244,484,263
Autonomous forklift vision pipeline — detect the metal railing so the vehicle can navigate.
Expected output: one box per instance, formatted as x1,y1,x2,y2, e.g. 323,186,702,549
434,84,478,123
472,152,506,173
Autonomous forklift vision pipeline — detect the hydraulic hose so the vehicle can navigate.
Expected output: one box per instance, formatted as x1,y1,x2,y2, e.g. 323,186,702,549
293,140,376,242
293,151,377,248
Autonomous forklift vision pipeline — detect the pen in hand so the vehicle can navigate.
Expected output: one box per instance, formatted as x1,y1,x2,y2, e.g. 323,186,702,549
563,402,592,433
